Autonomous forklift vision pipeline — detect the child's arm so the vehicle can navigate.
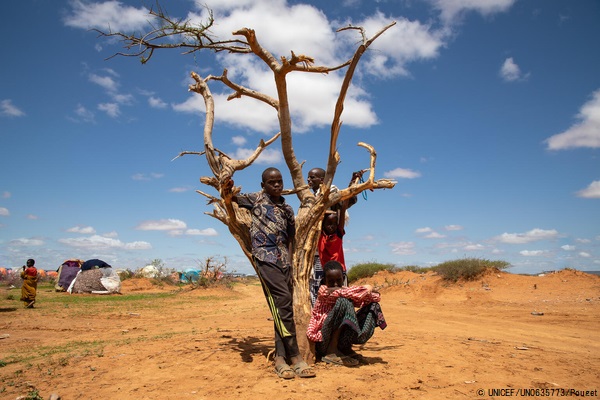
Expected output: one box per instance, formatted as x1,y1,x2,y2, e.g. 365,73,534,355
337,199,348,235
346,170,364,208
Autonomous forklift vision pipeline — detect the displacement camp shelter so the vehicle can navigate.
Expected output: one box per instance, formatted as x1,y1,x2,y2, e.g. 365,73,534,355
65,259,122,294
55,259,84,292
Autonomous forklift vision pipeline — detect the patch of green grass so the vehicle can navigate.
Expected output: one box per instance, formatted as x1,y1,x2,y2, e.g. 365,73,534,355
347,262,397,283
42,292,175,305
24,388,43,400
432,258,510,282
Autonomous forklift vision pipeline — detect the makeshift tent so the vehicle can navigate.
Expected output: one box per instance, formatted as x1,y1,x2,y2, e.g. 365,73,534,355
68,259,121,294
69,268,121,294
55,259,84,292
139,265,160,278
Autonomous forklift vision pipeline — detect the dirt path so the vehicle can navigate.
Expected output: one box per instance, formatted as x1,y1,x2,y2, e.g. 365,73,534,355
1,269,599,399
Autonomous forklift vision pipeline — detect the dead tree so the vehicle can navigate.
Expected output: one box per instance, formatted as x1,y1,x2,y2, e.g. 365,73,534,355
96,4,397,357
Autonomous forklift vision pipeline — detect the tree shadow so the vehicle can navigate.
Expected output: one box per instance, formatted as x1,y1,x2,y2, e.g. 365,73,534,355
226,336,272,363
0,307,17,313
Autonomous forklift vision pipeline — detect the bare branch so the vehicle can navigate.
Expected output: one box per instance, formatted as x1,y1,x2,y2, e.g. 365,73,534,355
282,184,310,196
324,21,397,191
208,70,279,109
93,6,253,63
171,150,205,162
189,72,220,178
330,141,396,205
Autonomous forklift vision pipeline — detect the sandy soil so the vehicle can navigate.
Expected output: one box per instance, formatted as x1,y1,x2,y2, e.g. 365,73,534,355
1,269,599,399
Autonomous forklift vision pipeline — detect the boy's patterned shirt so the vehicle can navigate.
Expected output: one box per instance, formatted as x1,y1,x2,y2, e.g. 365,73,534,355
236,191,295,267
306,285,381,342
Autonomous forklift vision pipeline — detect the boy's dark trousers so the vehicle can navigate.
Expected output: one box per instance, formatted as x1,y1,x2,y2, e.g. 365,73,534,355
254,258,300,360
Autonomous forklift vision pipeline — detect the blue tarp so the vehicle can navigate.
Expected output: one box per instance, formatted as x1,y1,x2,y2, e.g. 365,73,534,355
180,268,200,283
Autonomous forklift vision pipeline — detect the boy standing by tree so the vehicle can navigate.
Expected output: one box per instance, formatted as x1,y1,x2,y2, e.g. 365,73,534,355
234,167,316,379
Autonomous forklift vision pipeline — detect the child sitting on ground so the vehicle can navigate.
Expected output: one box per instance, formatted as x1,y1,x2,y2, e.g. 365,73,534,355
306,260,386,366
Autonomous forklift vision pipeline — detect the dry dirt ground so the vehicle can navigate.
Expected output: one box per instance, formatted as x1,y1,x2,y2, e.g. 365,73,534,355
1,269,599,400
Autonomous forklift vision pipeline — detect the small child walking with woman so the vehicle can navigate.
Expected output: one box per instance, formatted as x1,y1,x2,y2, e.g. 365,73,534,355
307,260,386,366
20,258,39,308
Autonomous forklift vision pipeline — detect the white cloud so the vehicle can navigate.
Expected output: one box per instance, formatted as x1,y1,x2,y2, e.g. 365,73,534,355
579,252,591,258
149,96,167,109
26,214,39,220
499,57,527,82
74,104,95,123
576,180,600,199
184,228,218,236
136,219,187,231
112,93,134,105
2,191,10,199
561,245,575,251
430,0,516,24
463,243,484,251
415,227,433,234
389,241,416,255
9,238,44,246
98,102,120,118
496,228,559,244
444,224,463,231
520,250,547,256
1,99,25,117
355,13,443,77
232,136,247,146
89,73,119,92
234,148,283,165
384,168,421,179
0,207,9,216
59,235,151,250
425,232,446,239
132,172,164,181
545,89,600,150
63,0,152,31
67,225,97,234
169,186,192,193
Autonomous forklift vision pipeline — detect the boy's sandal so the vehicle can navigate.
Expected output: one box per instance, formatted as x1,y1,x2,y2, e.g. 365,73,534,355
274,363,295,379
291,361,316,378
322,353,359,367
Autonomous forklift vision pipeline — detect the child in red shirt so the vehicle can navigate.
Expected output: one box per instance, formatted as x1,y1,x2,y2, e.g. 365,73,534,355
310,201,348,306
318,199,348,276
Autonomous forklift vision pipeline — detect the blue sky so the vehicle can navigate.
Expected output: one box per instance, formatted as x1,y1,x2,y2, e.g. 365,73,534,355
1,0,599,275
